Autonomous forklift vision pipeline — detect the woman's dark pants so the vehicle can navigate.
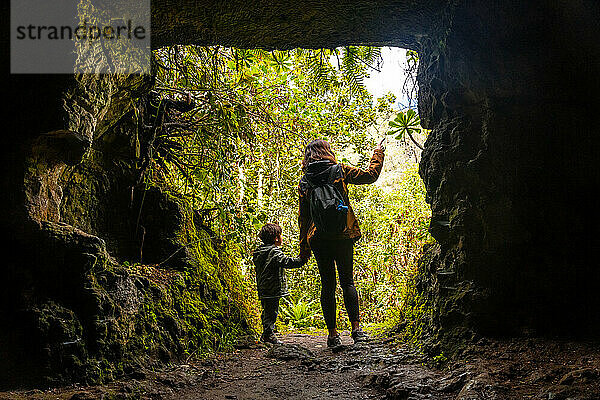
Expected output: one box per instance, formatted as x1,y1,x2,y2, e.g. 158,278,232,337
311,239,359,330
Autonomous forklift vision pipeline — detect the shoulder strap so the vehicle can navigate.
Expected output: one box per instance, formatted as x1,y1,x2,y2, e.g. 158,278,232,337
328,164,343,183
301,175,314,191
331,164,349,203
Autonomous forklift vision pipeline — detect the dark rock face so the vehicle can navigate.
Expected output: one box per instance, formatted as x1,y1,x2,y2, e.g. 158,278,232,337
416,1,600,345
150,0,444,50
1,75,255,387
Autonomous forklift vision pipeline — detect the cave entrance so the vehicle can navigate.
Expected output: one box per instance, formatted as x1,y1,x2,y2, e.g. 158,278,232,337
147,45,431,333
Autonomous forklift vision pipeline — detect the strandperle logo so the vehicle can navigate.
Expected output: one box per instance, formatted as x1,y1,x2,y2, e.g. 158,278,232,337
11,0,151,74
15,19,147,42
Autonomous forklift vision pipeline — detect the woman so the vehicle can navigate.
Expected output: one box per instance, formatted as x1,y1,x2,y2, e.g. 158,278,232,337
298,138,385,347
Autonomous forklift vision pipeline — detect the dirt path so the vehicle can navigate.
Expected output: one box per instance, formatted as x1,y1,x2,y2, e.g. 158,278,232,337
182,332,387,400
185,334,600,400
171,331,460,400
3,332,600,399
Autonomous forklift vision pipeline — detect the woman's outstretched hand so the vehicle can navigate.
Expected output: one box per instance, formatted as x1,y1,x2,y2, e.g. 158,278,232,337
376,137,387,152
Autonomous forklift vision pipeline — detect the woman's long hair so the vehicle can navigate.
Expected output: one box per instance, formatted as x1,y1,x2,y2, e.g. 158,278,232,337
302,139,337,171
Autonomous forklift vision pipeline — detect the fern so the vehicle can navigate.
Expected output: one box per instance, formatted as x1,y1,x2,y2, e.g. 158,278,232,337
292,46,382,97
306,49,335,92
340,46,382,96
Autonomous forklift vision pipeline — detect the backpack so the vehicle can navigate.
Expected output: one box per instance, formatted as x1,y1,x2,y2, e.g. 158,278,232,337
305,164,349,234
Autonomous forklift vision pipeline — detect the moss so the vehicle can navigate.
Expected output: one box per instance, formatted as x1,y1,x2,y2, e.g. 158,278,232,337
379,243,457,361
59,224,257,384
11,43,261,386
18,196,258,386
380,271,433,350
380,242,480,362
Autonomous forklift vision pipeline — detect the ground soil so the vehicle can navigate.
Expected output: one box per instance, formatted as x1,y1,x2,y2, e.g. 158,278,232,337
2,332,600,400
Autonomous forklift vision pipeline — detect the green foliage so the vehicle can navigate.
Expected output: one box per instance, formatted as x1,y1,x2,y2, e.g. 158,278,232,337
339,46,382,96
149,46,434,342
388,109,421,140
346,166,433,328
147,46,379,252
279,296,321,329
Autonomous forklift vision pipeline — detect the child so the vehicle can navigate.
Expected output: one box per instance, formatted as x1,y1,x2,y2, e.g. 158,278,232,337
252,223,305,344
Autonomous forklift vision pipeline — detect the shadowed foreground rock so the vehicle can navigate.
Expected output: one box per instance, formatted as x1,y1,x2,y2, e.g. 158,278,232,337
0,75,256,387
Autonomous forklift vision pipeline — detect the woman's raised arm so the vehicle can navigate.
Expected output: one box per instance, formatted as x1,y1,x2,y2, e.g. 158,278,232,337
342,147,385,185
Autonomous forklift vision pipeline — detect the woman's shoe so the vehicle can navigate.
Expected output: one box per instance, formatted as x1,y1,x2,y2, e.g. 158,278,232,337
327,334,342,348
351,329,369,343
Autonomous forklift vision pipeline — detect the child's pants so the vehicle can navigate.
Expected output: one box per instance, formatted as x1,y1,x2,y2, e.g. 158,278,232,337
260,298,280,335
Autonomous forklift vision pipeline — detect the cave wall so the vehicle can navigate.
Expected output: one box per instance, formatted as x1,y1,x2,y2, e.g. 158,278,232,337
150,0,445,49
1,69,256,387
416,1,600,345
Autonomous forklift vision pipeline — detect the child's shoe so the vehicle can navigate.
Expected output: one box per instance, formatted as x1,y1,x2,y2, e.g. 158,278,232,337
261,332,282,345
326,334,342,348
351,328,369,344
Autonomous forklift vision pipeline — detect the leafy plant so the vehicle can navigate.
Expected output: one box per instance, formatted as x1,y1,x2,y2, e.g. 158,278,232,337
433,352,448,367
388,109,425,150
388,109,420,139
280,296,320,329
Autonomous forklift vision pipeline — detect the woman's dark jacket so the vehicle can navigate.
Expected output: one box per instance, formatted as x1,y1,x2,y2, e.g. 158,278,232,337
298,149,385,260
252,244,303,299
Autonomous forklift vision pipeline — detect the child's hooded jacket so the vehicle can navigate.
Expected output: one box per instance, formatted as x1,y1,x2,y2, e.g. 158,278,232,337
252,244,303,299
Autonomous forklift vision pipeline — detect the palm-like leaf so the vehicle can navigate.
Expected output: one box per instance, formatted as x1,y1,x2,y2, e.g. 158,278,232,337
388,109,421,140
